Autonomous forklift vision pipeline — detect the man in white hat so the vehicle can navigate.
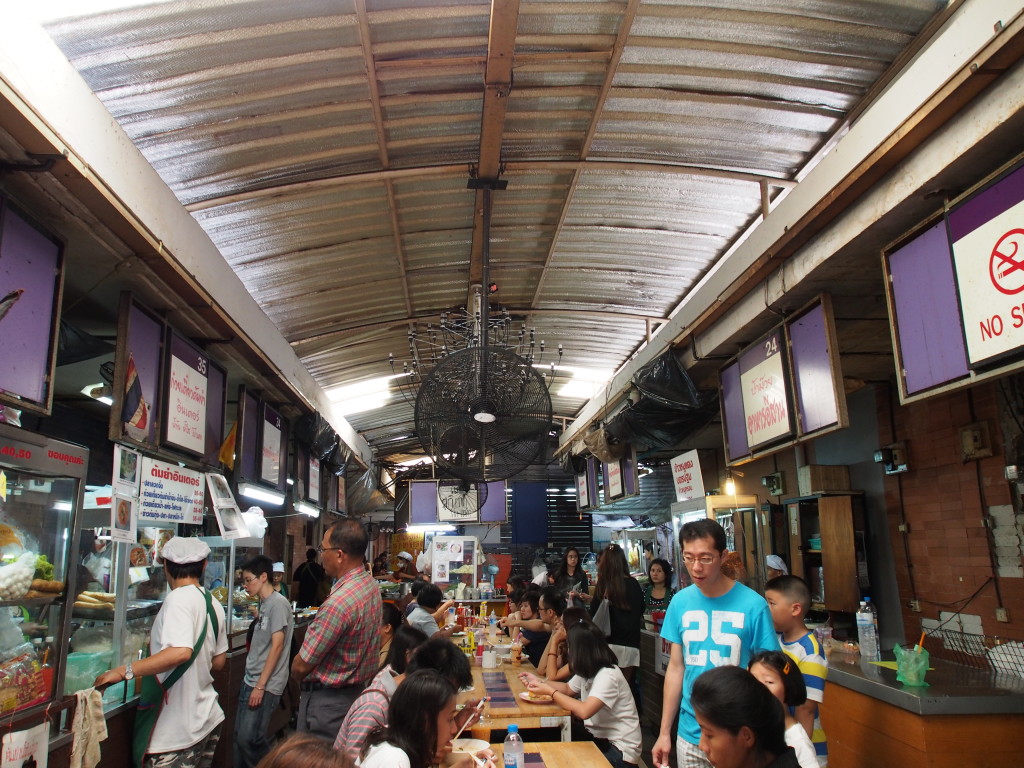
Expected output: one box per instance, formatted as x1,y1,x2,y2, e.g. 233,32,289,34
766,554,789,580
270,561,288,599
392,550,419,582
96,536,228,768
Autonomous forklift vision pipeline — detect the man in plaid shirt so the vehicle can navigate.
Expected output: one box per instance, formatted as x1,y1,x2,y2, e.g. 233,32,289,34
290,519,381,740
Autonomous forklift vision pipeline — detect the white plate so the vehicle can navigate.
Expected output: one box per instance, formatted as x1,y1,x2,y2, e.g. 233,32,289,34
452,738,489,754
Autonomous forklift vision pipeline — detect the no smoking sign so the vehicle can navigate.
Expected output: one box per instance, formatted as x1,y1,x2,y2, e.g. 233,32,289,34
989,228,1024,294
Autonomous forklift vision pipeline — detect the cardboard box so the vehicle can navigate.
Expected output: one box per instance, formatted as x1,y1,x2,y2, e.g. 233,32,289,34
797,464,850,496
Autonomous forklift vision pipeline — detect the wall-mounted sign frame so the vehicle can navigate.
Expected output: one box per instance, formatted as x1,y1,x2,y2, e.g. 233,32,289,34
601,447,640,505
0,198,64,416
883,159,1024,403
259,402,285,488
111,295,164,448
721,294,847,465
162,330,214,456
575,456,599,513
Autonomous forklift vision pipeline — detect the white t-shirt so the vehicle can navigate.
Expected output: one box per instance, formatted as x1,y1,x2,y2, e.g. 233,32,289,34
785,722,819,768
358,742,411,768
148,585,228,753
568,666,641,763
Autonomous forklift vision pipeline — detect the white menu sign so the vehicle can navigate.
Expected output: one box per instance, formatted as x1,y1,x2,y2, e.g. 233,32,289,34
139,457,204,525
739,331,790,448
165,333,208,454
671,449,705,502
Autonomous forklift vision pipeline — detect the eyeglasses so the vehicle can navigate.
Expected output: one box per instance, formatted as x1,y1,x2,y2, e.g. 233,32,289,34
317,545,341,555
682,554,717,566
242,576,258,585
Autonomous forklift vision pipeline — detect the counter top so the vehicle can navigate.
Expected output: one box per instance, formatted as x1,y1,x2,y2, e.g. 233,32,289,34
826,651,1024,715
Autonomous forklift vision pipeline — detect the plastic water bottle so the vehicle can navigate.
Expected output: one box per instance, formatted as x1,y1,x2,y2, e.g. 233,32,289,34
447,606,457,626
856,600,880,661
503,724,524,768
865,596,880,650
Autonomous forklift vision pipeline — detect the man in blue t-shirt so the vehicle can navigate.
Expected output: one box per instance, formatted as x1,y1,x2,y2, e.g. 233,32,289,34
653,519,779,768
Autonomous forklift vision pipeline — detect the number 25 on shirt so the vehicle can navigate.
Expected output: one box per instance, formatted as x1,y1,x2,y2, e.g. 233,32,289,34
681,610,745,666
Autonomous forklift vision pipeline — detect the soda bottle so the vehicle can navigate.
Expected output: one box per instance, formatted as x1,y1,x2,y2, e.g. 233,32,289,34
503,724,524,768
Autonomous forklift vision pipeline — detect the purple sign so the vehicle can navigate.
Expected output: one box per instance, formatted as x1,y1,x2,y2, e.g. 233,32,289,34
163,331,210,456
259,403,285,487
789,303,840,434
721,361,749,463
887,220,969,395
0,202,62,413
236,386,260,482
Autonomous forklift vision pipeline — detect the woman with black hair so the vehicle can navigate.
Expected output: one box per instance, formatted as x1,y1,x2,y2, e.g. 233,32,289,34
643,557,675,612
690,665,800,768
359,669,495,768
524,621,641,767
590,544,644,677
555,546,589,601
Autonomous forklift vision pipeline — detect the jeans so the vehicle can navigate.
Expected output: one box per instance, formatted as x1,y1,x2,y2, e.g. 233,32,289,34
233,683,281,768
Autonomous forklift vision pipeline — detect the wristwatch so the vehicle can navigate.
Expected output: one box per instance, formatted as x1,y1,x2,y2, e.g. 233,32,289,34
124,660,134,681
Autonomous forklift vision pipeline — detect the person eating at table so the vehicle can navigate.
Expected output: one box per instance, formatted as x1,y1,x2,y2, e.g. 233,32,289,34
406,582,461,638
499,589,551,667
337,636,479,761
523,620,641,768
358,669,495,768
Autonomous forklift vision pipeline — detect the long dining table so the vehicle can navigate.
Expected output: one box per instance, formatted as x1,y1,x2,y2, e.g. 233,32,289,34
461,660,573,742
487,740,611,767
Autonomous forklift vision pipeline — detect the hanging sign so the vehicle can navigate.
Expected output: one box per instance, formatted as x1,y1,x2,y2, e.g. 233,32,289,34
309,457,321,503
163,331,209,455
205,473,247,539
259,404,283,485
139,457,204,525
950,164,1024,367
739,329,790,448
671,449,705,502
2,721,48,768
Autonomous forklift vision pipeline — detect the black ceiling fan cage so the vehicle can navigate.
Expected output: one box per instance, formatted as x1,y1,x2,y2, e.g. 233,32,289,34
437,477,490,516
415,345,553,483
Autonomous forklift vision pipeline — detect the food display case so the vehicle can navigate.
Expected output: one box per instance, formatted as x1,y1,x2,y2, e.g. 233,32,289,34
0,423,88,717
669,494,768,588
201,535,264,640
616,528,656,578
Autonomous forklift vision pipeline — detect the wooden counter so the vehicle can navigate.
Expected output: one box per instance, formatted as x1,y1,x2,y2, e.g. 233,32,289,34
820,654,1024,767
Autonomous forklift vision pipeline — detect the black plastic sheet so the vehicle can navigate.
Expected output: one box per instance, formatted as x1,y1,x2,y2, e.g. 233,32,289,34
604,350,718,449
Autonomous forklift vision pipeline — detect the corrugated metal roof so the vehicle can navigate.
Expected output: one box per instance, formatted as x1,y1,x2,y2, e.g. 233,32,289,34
38,0,946,461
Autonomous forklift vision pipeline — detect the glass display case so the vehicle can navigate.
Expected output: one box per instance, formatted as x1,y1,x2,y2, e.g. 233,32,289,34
616,528,656,579
0,423,87,717
669,494,768,589
201,535,264,639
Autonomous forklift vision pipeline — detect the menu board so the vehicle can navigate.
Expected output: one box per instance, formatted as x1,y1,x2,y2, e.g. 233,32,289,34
720,296,846,463
163,331,210,455
0,199,63,416
259,403,284,486
430,536,478,586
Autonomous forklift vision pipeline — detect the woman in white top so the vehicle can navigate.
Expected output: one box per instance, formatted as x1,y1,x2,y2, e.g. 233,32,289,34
358,669,495,768
523,620,641,767
748,650,819,768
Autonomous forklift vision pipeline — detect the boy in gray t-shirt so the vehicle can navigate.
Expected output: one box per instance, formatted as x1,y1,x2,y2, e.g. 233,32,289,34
236,555,295,768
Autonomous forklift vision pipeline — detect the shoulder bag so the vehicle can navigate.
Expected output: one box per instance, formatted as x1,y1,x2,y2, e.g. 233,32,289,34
132,586,219,768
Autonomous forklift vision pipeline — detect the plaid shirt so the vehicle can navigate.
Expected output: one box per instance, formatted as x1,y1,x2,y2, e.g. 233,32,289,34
298,565,381,687
334,665,397,758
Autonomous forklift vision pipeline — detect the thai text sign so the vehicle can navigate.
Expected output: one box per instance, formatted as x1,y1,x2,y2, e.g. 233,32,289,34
739,330,790,448
165,333,208,454
139,456,204,525
672,449,704,502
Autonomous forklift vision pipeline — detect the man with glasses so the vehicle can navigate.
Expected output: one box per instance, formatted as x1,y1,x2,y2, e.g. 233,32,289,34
235,555,294,768
652,519,779,768
290,519,381,740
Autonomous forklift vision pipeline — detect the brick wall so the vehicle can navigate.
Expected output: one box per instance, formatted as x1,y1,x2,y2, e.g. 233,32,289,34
877,382,1024,639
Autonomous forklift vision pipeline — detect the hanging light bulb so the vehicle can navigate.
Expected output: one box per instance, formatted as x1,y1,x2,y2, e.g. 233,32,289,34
724,472,736,496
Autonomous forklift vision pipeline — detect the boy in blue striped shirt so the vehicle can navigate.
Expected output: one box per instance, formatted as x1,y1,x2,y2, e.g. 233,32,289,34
765,575,829,767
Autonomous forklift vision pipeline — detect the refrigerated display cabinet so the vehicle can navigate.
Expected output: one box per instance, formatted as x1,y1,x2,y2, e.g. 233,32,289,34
0,423,88,718
669,494,768,589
